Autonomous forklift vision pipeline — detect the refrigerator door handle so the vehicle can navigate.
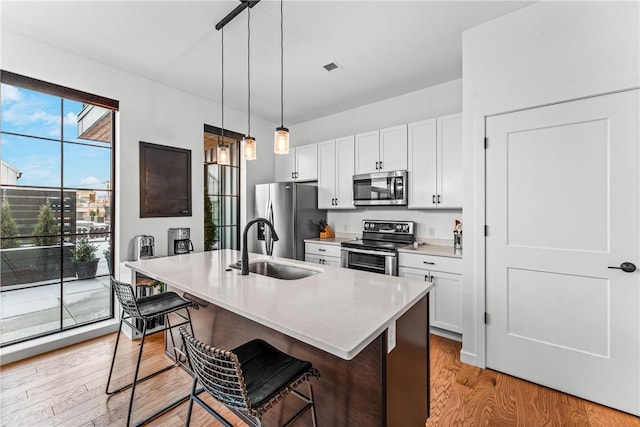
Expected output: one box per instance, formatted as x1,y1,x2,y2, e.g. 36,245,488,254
266,201,275,255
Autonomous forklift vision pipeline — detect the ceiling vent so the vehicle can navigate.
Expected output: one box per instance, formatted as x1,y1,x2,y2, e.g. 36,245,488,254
323,62,339,72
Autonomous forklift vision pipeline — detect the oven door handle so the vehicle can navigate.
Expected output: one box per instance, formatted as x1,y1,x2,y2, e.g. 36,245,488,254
341,247,395,257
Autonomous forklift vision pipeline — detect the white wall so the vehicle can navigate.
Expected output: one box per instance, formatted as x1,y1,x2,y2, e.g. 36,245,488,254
291,79,463,238
1,31,275,265
461,1,640,366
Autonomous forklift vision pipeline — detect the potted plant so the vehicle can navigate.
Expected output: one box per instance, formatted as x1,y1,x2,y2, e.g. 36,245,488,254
103,248,111,275
71,236,99,279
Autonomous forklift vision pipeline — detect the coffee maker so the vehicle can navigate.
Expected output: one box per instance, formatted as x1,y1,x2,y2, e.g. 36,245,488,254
133,235,155,260
168,228,194,256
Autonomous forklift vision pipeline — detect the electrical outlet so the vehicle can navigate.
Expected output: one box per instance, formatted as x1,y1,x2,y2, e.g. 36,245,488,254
387,320,396,353
428,227,435,237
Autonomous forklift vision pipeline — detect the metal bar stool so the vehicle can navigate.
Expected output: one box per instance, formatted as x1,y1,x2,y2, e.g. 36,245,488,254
106,277,198,426
179,326,320,427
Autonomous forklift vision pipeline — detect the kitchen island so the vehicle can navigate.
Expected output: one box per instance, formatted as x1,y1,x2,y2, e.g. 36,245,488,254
125,249,432,426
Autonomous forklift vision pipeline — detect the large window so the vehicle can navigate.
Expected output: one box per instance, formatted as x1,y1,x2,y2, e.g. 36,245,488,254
204,125,241,251
0,71,118,347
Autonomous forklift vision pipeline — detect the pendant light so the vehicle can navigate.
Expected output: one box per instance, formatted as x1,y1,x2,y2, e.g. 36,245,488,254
274,0,289,155
217,27,231,166
242,6,257,161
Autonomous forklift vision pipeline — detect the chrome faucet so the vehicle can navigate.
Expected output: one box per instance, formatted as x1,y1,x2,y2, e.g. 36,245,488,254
241,217,279,275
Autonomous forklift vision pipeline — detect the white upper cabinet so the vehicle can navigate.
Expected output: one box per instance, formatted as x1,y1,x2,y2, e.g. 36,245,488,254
274,143,318,182
379,124,408,172
408,119,437,208
335,136,356,209
317,140,336,208
354,130,380,174
274,150,296,182
408,113,462,208
318,136,355,209
437,114,463,208
295,144,318,181
355,125,408,174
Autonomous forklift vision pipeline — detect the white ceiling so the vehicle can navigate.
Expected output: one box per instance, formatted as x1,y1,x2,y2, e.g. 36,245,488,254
1,0,533,125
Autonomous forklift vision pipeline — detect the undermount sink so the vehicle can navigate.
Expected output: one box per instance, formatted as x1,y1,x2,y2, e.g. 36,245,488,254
230,260,320,280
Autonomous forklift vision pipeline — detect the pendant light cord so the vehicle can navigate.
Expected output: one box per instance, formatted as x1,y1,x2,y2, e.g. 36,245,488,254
247,6,251,137
280,0,284,128
221,27,225,144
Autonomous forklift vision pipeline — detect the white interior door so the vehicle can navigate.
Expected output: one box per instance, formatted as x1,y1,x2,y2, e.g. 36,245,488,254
486,89,639,415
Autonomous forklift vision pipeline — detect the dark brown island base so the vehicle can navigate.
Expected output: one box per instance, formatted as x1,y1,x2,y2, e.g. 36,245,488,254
126,249,432,426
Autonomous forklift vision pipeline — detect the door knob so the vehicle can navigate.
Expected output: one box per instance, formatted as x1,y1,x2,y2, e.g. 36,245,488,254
608,262,637,273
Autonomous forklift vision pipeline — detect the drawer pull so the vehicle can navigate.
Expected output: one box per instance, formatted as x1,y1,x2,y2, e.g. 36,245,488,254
318,248,326,252
423,261,436,265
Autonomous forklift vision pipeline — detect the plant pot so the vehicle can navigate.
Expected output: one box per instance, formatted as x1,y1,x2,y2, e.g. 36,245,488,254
73,259,99,279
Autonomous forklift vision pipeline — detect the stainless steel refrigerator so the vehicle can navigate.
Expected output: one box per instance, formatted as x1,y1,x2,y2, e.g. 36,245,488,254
254,182,327,261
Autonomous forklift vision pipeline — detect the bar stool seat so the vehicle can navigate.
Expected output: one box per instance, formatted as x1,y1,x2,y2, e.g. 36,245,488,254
180,327,320,427
106,277,198,427
137,292,194,318
235,339,314,409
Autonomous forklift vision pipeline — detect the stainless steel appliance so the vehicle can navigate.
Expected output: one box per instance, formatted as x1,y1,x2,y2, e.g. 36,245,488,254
254,182,327,261
133,235,155,260
168,228,194,255
352,170,407,206
341,220,415,275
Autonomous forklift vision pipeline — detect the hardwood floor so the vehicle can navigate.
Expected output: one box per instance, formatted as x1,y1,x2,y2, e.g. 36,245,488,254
1,333,638,426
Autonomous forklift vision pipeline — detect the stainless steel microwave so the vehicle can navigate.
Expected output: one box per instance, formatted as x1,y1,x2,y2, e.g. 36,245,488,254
352,170,407,206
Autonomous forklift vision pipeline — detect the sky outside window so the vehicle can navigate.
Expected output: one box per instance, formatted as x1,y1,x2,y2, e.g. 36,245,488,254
1,84,110,190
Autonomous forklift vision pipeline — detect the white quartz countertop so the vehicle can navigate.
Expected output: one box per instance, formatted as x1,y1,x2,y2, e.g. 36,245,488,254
125,250,431,360
397,244,463,258
303,236,359,246
306,236,463,258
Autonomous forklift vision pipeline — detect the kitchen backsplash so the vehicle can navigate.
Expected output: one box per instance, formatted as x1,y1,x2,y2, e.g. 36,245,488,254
327,208,462,241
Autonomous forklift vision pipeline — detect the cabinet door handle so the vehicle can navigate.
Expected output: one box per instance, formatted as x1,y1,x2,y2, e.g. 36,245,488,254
379,161,383,170
608,262,637,273
437,194,441,204
334,198,338,205
423,261,435,265
291,172,295,179
375,161,379,170
432,195,436,204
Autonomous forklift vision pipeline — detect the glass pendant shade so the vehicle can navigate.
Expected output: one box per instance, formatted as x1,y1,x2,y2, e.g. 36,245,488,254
243,136,256,160
274,127,290,155
217,144,231,166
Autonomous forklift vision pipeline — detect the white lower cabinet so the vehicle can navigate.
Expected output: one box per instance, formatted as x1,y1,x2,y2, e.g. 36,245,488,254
305,242,342,267
398,252,462,339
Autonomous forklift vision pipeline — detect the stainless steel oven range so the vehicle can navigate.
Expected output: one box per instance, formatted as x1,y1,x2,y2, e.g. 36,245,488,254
340,220,415,275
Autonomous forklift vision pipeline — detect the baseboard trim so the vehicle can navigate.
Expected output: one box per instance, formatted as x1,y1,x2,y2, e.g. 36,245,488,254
430,326,462,342
460,349,478,366
1,319,119,365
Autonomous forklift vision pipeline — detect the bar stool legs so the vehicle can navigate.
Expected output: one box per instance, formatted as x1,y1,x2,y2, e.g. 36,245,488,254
105,277,197,427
